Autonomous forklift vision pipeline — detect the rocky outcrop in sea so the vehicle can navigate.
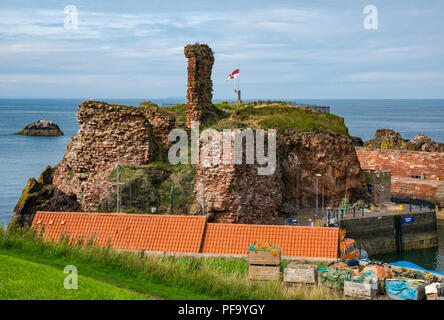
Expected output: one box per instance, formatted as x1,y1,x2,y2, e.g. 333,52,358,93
364,129,444,152
15,119,63,136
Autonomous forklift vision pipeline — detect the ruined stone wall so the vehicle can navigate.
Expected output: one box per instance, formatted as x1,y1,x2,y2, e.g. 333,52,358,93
194,129,365,224
184,43,214,127
53,101,155,211
140,101,177,149
193,131,282,224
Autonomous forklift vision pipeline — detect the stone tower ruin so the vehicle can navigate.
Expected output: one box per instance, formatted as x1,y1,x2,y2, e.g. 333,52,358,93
184,43,214,128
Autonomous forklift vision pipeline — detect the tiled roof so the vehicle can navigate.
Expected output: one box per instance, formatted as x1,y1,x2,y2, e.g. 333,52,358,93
202,223,339,259
31,212,340,259
32,211,206,253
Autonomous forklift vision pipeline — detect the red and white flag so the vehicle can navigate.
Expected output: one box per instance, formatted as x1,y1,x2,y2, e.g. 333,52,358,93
225,68,239,80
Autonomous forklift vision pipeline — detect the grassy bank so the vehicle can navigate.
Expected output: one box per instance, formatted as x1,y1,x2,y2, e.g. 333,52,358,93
0,254,148,300
0,226,341,300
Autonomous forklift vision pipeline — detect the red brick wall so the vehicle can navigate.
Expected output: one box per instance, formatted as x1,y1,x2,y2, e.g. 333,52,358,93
391,181,436,200
356,148,444,180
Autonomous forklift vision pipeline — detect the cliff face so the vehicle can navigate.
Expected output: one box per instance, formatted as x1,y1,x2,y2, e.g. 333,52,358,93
11,166,81,226
53,101,155,211
280,130,363,209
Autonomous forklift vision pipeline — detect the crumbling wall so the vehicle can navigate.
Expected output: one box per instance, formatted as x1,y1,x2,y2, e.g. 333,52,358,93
140,101,177,149
193,131,282,224
53,101,155,211
194,129,365,224
184,43,214,127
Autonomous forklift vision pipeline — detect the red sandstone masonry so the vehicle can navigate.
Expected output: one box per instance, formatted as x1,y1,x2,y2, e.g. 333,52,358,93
184,43,214,128
391,181,436,200
356,147,444,201
356,148,444,180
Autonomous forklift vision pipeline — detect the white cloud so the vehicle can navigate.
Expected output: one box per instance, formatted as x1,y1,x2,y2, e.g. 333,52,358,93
334,72,444,83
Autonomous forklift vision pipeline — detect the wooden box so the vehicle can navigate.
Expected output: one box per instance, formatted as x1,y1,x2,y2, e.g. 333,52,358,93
344,280,379,300
248,265,281,281
408,283,426,300
248,250,280,266
427,293,438,300
283,263,318,285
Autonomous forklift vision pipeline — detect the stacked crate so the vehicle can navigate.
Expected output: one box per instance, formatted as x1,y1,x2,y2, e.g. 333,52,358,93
248,243,281,281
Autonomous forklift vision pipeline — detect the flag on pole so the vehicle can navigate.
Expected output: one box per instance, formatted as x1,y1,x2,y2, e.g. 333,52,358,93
225,68,239,80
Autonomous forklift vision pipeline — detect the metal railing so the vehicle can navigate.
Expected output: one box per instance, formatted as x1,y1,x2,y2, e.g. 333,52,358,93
284,102,330,113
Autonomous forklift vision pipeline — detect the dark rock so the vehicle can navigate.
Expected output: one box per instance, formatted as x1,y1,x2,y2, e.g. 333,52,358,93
406,134,444,152
10,166,82,227
15,119,63,136
350,136,364,147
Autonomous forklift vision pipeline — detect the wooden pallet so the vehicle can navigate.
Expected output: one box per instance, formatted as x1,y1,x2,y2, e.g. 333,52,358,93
283,263,318,285
248,265,281,281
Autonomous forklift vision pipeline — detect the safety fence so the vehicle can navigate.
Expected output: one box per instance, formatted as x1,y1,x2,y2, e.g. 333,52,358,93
391,196,434,211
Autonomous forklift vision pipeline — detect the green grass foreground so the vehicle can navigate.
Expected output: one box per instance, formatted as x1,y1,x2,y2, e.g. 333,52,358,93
0,254,148,300
0,226,341,300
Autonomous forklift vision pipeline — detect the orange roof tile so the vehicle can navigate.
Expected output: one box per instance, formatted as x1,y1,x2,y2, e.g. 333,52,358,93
31,212,340,259
32,211,206,253
201,223,339,259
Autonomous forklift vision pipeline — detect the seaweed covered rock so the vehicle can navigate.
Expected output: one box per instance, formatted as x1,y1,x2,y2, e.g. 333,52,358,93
15,119,63,136
11,166,81,227
364,129,444,152
364,129,407,150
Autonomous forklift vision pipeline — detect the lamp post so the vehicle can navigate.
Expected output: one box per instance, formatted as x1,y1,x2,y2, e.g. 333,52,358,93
315,173,322,218
322,187,324,216
202,163,211,216
116,161,121,213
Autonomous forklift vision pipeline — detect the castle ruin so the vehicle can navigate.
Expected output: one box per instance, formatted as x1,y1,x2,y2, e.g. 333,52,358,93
184,43,214,128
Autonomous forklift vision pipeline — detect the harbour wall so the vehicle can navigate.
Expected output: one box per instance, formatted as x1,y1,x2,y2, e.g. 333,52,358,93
356,148,444,180
356,147,444,213
340,210,438,255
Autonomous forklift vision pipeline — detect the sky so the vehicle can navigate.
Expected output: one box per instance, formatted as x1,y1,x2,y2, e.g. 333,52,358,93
0,0,443,99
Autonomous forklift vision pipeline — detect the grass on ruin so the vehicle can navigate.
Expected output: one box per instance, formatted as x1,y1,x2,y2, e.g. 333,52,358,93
214,103,348,135
164,102,347,135
0,226,341,300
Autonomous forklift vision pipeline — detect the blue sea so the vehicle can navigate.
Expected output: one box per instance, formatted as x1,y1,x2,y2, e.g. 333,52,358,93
1,98,443,270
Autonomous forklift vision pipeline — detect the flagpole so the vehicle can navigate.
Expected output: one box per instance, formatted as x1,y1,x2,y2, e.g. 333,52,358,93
237,64,240,93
